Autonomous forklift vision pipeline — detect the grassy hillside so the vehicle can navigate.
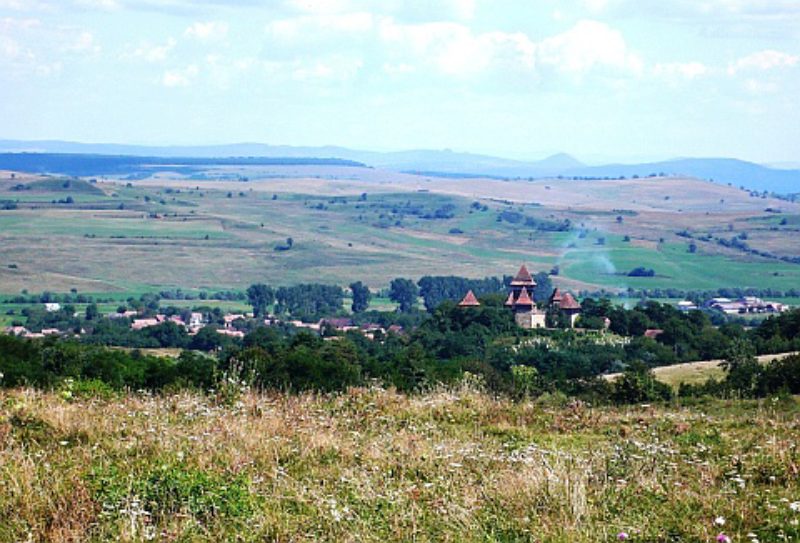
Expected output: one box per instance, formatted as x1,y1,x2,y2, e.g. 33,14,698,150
2,386,799,542
1,170,799,295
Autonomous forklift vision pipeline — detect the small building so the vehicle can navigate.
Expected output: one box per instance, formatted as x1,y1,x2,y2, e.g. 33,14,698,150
549,287,582,328
216,329,245,339
4,326,30,336
321,318,357,332
506,265,546,329
109,310,138,319
44,303,61,312
559,292,582,328
458,290,481,308
677,301,697,312
644,329,664,339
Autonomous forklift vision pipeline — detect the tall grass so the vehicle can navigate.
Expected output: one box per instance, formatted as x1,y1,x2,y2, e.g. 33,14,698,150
1,385,799,542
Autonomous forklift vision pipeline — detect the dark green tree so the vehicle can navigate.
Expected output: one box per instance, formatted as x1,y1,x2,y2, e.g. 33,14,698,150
246,284,275,318
85,303,100,321
349,281,371,313
389,278,419,313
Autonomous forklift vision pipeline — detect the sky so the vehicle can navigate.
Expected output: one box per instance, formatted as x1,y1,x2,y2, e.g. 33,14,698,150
1,0,799,164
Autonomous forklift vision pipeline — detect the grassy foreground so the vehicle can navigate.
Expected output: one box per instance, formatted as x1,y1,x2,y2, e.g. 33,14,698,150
2,386,800,542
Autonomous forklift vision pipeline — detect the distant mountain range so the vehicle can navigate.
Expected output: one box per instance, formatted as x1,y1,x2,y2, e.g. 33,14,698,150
1,139,798,194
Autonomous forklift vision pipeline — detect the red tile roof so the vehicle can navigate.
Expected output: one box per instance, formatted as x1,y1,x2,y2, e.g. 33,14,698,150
549,287,563,304
510,264,536,286
515,287,534,306
560,292,581,310
644,329,664,339
458,290,481,307
504,291,516,306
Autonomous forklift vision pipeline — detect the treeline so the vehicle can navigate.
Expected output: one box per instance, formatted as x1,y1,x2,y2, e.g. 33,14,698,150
0,153,366,177
3,294,800,405
3,289,246,305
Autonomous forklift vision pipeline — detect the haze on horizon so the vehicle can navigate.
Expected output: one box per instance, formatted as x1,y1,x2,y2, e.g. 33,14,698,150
1,0,798,164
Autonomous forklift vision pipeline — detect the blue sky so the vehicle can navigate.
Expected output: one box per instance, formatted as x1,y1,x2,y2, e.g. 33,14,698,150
1,0,798,163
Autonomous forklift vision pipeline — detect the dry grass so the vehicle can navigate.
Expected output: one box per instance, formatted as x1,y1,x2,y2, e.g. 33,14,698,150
605,352,800,388
2,385,800,542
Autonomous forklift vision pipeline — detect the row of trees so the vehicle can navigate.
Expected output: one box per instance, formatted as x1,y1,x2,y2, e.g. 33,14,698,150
3,296,800,404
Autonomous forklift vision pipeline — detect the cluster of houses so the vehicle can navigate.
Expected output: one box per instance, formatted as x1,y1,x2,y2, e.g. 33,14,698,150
2,326,62,339
678,297,790,315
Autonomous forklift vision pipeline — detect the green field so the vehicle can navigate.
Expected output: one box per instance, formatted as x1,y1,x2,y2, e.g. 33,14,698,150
1,171,799,296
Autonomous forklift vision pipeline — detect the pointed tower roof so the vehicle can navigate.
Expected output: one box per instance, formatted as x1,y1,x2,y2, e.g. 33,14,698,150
504,291,516,306
515,287,534,306
560,292,582,310
549,287,563,304
458,290,481,307
510,264,536,287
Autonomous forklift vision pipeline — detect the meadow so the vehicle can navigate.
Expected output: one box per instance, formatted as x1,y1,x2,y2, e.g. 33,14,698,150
2,385,799,542
1,169,800,297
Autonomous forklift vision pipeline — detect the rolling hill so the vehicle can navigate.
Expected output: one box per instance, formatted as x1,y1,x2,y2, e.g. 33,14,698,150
0,139,798,194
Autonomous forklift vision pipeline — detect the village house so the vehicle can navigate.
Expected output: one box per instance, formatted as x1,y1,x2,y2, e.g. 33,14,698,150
131,315,166,330
109,310,138,319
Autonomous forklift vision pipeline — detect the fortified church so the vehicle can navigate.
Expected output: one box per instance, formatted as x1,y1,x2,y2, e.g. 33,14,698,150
458,265,582,329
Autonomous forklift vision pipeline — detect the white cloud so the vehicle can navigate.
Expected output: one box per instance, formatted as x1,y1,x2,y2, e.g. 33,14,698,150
266,11,374,41
162,64,198,87
653,61,708,81
743,78,779,94
728,49,799,74
292,55,363,81
66,31,101,53
184,21,229,40
129,37,176,62
73,0,121,10
445,0,476,20
537,20,642,75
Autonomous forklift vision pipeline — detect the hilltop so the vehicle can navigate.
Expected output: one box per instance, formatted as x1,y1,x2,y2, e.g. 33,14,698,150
1,140,798,194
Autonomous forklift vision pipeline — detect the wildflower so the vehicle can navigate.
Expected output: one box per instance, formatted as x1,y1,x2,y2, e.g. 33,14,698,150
790,501,800,512
617,532,629,540
717,533,731,543
715,516,726,526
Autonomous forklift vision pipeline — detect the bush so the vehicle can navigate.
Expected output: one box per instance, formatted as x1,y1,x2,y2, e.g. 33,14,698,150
612,361,673,404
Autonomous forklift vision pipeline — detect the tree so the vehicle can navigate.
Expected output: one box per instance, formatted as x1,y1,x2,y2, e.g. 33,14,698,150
389,278,419,313
85,303,99,321
532,272,553,303
613,361,672,404
246,284,275,318
349,281,371,313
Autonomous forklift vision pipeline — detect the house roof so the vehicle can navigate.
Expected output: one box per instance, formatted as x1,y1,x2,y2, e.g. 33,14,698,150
644,329,664,339
549,287,563,303
560,292,581,310
515,287,534,306
458,290,481,307
510,264,536,286
322,318,355,329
